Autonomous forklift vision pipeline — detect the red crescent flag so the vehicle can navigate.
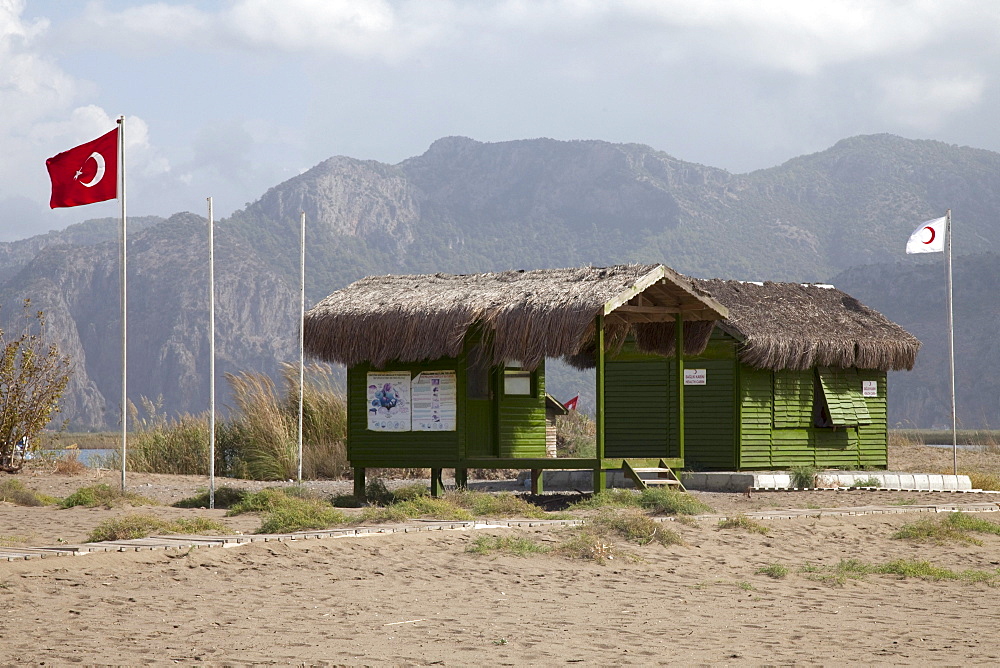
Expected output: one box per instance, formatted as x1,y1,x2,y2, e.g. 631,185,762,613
564,395,579,411
46,128,119,208
905,215,946,254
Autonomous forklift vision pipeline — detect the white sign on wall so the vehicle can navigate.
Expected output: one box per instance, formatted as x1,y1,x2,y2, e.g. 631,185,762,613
366,372,411,431
684,368,707,385
412,371,457,431
862,380,878,398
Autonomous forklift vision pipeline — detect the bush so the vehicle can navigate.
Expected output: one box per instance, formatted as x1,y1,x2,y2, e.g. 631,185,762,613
555,410,596,458
589,508,683,547
173,486,248,509
60,484,157,509
790,465,818,488
446,489,548,518
0,479,57,506
356,497,473,524
87,513,230,542
717,514,770,534
849,476,882,488
257,503,347,534
466,535,550,557
637,488,713,515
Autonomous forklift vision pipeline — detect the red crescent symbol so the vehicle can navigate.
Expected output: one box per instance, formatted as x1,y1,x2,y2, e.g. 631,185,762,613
922,226,935,244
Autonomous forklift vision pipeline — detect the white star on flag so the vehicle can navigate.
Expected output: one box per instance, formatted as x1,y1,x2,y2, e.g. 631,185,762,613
905,216,946,254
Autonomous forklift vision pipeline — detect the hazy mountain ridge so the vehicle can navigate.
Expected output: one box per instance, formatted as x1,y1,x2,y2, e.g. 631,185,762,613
2,134,997,428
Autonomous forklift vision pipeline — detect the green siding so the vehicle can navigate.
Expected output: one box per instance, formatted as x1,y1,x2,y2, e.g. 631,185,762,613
605,359,671,458
347,361,462,467
498,365,547,458
671,357,737,470
774,370,812,428
739,367,774,468
857,369,888,468
818,367,872,426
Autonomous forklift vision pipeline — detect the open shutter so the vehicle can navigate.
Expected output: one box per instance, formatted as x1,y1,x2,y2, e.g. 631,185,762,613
816,367,871,427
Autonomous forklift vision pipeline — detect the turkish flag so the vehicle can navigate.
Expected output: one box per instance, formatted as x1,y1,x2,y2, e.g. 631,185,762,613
46,128,119,208
564,395,579,411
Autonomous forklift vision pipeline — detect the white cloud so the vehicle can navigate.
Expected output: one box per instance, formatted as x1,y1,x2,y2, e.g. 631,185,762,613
879,73,987,130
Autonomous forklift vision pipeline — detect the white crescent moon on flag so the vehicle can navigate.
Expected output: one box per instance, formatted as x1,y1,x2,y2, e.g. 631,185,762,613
78,152,106,188
922,226,936,244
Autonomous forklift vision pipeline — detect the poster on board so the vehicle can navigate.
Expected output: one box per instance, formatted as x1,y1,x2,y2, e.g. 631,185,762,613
412,371,457,431
366,372,411,431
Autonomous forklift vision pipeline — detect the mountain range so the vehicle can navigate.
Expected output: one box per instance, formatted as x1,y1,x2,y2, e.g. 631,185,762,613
2,134,997,429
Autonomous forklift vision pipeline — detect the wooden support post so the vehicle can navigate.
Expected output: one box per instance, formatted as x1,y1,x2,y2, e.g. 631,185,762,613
531,469,543,495
594,312,607,493
676,313,685,465
430,468,444,497
454,468,468,489
354,467,366,501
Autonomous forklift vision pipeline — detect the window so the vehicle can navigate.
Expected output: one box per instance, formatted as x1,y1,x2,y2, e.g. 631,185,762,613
814,368,872,428
503,361,533,396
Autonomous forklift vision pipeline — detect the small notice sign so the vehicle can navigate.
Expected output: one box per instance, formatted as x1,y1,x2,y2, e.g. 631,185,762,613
684,369,707,385
862,380,878,397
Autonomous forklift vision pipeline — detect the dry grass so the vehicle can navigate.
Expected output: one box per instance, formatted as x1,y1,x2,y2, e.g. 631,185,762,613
889,432,1000,488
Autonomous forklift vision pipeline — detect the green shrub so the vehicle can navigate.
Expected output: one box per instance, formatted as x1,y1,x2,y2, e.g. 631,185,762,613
790,466,818,488
87,513,230,542
893,512,1000,545
756,563,789,579
173,486,248,509
850,476,882,488
466,535,550,557
226,488,299,515
446,489,548,518
569,488,643,510
118,398,210,475
256,503,347,534
61,484,157,509
356,497,473,524
556,530,623,564
555,410,596,458
0,479,57,506
718,514,770,534
590,508,683,547
638,488,713,515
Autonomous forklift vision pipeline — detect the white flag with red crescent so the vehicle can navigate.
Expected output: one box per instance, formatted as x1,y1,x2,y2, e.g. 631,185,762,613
905,216,946,254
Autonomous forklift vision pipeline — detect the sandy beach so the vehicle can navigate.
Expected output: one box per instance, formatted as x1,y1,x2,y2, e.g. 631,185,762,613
3,466,1000,665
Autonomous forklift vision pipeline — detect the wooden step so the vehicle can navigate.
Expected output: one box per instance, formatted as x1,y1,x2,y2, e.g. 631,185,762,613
643,478,682,486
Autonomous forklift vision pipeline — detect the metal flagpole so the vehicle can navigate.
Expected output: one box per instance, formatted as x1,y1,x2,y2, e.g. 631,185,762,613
208,197,216,508
946,209,957,475
117,115,128,491
297,211,306,485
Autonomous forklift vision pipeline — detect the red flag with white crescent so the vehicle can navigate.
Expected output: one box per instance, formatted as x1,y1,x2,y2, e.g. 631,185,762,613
564,395,579,411
46,128,119,208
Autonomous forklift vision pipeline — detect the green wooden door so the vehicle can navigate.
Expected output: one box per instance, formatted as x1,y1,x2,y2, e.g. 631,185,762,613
465,343,495,458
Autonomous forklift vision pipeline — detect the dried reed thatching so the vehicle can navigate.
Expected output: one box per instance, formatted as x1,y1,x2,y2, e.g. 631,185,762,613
693,279,920,371
305,264,723,370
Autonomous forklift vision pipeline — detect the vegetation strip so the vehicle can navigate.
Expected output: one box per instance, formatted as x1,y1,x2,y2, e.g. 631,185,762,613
3,501,998,562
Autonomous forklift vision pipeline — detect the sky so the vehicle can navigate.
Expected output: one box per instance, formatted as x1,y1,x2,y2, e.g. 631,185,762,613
3,0,1000,241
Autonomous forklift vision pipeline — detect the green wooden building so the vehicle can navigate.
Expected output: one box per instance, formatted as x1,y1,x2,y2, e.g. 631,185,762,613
303,264,728,496
605,279,920,471
304,267,918,494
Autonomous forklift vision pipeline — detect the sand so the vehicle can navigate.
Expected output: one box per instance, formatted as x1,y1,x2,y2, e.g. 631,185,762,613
3,467,1000,665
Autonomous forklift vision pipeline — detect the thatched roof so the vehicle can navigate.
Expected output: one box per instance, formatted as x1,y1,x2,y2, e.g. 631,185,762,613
691,279,920,371
305,264,728,370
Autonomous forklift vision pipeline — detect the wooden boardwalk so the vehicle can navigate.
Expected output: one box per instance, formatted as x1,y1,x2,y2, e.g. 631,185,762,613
2,502,997,562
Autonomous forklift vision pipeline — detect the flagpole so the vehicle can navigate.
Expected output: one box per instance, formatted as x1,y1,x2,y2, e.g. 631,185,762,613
297,211,306,485
946,209,957,475
208,197,216,508
117,115,128,491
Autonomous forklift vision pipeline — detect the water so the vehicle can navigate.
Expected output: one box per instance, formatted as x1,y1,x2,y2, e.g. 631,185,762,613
41,448,116,466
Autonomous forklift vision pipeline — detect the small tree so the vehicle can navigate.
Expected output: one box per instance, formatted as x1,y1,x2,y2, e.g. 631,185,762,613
0,301,72,473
